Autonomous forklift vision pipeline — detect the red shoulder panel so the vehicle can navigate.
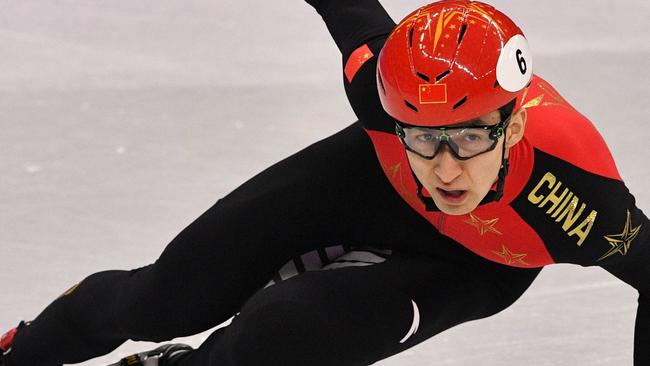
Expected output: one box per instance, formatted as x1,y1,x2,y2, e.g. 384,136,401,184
520,75,622,181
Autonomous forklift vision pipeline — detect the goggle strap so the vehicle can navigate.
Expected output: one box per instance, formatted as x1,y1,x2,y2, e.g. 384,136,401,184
493,133,511,202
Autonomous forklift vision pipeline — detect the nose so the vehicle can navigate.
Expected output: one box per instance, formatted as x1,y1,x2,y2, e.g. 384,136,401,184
432,145,463,184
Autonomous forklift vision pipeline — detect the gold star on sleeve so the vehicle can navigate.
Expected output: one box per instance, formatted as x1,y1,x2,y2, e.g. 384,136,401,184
492,245,529,266
598,210,642,261
465,213,502,235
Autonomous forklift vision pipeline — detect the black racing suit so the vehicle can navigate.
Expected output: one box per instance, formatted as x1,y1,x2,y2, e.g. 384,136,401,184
4,0,648,365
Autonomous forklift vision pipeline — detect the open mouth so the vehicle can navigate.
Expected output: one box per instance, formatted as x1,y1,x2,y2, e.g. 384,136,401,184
436,188,468,204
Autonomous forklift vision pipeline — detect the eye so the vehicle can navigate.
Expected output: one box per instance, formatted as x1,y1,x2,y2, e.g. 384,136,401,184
464,133,483,142
415,133,435,142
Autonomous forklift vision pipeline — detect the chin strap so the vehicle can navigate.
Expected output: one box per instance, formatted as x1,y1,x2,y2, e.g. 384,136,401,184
492,136,510,202
474,135,510,205
415,175,437,211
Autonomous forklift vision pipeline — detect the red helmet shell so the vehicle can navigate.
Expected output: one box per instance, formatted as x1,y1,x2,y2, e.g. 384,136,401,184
377,0,533,126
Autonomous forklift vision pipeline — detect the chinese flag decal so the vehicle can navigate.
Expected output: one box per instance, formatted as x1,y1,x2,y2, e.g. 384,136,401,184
344,44,373,83
419,83,447,104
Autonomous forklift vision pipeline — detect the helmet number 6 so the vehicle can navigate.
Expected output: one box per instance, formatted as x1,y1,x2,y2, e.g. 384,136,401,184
516,49,527,75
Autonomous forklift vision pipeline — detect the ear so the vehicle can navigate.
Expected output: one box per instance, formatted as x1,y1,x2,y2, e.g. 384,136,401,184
505,108,527,148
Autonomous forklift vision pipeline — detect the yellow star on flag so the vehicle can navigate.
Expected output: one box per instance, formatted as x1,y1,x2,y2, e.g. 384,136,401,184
492,245,529,266
464,213,502,235
598,210,642,261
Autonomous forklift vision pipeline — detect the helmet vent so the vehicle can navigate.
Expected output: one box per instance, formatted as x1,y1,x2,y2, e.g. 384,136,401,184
416,72,430,82
436,70,451,82
457,23,468,44
408,27,415,48
404,100,419,112
378,72,386,95
453,96,468,109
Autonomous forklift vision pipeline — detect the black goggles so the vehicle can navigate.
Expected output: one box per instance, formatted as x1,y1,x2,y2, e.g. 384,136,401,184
395,116,511,160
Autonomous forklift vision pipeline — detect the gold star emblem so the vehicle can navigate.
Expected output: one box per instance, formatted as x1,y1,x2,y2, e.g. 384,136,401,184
598,210,642,261
444,34,450,39
492,245,529,266
522,81,572,110
387,163,401,177
449,24,456,30
465,213,502,235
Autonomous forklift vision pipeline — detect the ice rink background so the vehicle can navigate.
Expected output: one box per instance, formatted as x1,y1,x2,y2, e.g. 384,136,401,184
1,1,649,365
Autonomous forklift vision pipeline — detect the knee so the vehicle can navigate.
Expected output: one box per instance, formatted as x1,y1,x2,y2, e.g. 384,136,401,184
232,300,341,365
112,265,234,342
223,282,384,366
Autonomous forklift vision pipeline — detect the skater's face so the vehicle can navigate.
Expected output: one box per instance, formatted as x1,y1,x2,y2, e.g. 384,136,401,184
405,108,527,215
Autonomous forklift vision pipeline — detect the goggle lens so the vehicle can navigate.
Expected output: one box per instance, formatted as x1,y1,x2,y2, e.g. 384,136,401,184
396,122,506,160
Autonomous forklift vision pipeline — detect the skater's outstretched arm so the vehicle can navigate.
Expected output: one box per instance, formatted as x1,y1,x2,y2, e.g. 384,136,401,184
600,217,650,365
306,0,396,132
306,0,394,56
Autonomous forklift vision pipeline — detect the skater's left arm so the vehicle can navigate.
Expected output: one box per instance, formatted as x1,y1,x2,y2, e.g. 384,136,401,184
599,207,650,365
305,0,394,57
305,0,396,131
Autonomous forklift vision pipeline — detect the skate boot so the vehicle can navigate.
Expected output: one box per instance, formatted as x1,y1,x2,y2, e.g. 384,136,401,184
108,343,193,366
1,321,30,366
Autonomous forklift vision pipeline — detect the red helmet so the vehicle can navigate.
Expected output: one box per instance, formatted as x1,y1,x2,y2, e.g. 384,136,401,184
377,0,533,126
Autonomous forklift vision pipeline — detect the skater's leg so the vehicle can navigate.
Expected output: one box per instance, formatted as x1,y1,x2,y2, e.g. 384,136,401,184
8,123,366,365
173,252,540,366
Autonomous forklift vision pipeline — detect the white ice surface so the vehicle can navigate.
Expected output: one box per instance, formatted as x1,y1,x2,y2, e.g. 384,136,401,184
1,1,649,365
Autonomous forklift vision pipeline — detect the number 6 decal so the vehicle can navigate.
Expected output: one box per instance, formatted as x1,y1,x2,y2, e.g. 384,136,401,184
497,34,533,92
516,49,527,74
